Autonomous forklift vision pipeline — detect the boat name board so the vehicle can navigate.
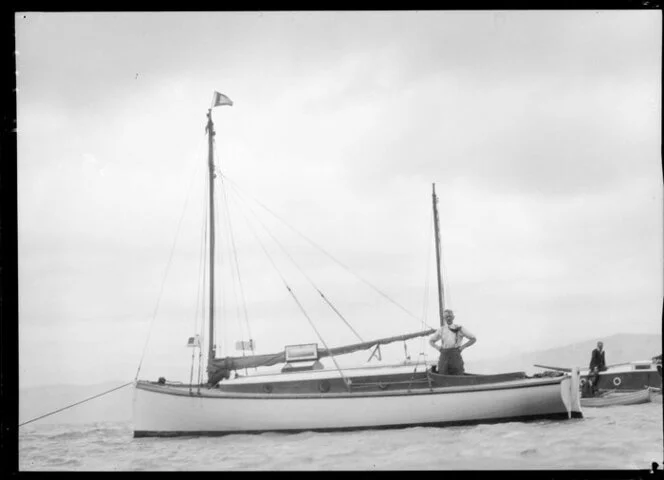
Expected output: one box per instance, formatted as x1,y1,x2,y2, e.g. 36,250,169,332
285,343,319,362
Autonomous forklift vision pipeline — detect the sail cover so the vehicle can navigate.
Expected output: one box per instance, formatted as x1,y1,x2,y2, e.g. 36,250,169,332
207,328,437,385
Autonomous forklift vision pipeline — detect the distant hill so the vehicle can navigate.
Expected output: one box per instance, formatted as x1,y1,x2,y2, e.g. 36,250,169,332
465,333,662,374
18,333,661,427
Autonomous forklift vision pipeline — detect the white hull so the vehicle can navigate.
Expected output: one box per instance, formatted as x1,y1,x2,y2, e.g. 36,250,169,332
133,370,582,436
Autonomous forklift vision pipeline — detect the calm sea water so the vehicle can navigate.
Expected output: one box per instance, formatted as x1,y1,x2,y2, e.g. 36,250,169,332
18,400,663,471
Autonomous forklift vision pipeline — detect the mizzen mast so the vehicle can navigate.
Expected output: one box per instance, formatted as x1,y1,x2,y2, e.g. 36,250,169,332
432,183,445,326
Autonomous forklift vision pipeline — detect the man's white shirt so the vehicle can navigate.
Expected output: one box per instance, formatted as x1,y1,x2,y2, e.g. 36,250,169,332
432,324,476,349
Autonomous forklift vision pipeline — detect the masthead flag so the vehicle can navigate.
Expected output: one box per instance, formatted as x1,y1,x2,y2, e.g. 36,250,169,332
212,91,233,108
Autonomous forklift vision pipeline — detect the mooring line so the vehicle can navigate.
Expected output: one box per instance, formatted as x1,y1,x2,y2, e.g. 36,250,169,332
18,381,134,428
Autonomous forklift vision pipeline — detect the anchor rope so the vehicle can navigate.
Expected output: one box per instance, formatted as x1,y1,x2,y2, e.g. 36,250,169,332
19,382,133,428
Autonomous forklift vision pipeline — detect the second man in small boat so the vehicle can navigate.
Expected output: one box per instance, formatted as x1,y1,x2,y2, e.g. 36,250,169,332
588,341,607,395
429,309,476,375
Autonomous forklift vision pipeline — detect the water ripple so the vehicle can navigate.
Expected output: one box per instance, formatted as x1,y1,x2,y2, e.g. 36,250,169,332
18,402,663,471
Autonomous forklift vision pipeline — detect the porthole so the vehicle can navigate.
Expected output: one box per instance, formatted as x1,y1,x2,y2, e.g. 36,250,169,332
262,384,273,393
613,377,622,387
318,380,331,393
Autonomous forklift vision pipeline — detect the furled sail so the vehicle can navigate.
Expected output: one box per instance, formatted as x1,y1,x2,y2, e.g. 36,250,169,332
207,328,437,385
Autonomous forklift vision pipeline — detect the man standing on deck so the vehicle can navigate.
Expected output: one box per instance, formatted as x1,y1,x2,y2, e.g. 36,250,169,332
429,309,476,375
588,341,607,395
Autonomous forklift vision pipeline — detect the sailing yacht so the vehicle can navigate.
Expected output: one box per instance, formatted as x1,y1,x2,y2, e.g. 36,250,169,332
132,94,582,437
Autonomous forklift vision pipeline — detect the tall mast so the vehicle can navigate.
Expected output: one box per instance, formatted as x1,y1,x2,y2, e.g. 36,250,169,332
206,109,216,362
432,183,445,326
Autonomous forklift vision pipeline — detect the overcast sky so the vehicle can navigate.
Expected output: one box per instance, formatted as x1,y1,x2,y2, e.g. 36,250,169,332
16,11,662,388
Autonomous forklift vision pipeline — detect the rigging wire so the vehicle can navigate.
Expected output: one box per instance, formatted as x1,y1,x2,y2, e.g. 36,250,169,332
188,334,197,391
21,137,210,425
222,200,247,363
220,174,255,364
225,183,364,342
198,172,209,392
420,212,434,356
283,288,352,389
134,140,206,382
222,188,351,388
190,172,209,392
219,179,248,373
212,164,233,360
220,174,434,331
214,187,227,359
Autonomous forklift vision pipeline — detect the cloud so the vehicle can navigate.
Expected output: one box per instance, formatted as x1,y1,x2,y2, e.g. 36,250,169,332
16,11,661,386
